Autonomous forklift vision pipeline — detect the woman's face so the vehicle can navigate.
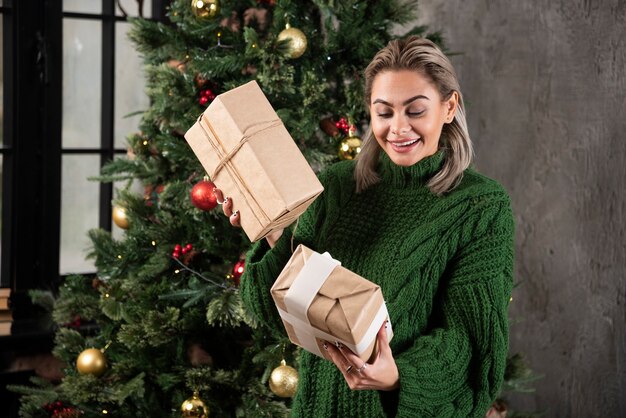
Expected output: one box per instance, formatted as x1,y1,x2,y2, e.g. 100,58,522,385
369,69,458,167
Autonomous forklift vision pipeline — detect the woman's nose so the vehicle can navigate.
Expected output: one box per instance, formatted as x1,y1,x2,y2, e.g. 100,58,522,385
391,115,411,135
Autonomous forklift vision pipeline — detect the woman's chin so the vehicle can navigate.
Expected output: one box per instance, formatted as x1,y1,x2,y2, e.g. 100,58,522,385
383,144,429,166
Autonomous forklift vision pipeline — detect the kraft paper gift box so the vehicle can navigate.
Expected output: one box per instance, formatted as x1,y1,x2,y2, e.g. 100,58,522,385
271,244,393,363
184,80,324,242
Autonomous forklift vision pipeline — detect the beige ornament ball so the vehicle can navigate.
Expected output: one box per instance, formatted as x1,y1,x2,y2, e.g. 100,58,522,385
190,0,220,19
277,24,307,59
76,348,107,377
112,205,130,229
181,391,209,417
338,135,363,160
269,359,298,398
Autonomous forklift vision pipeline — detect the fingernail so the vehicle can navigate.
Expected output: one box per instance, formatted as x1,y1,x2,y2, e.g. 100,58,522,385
323,342,328,350
223,197,229,205
233,210,239,217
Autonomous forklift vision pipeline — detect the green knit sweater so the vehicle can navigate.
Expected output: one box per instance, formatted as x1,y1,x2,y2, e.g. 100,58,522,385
240,150,514,417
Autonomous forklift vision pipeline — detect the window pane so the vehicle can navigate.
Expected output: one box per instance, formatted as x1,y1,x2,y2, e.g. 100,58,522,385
63,0,101,14
60,155,99,274
63,19,102,149
115,22,149,149
116,0,152,18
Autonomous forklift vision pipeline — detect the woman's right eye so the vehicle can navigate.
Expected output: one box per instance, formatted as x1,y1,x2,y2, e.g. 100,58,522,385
376,113,392,118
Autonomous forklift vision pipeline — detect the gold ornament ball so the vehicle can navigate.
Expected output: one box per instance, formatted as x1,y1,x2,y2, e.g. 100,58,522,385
76,348,107,377
112,205,130,229
269,359,298,398
277,25,308,59
190,0,220,19
181,391,209,418
338,135,363,160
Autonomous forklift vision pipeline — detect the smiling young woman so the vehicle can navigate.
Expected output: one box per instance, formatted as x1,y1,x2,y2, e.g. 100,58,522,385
220,36,515,417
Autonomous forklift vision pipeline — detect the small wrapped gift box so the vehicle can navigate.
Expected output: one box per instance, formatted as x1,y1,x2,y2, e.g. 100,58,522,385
184,81,324,242
271,245,393,363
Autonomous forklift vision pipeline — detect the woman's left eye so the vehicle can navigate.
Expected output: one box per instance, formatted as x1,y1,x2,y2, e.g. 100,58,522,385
407,111,424,117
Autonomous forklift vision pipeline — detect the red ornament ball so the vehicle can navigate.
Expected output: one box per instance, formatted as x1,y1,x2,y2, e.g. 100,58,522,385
232,259,245,284
190,180,218,211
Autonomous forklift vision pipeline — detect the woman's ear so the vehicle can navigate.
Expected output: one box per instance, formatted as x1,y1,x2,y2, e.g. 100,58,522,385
445,91,459,123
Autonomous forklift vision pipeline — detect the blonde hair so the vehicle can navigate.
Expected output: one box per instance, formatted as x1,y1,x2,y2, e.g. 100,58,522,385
355,36,473,195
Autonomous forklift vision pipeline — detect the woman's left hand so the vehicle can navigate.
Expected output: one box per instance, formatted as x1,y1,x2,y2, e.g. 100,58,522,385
324,322,399,391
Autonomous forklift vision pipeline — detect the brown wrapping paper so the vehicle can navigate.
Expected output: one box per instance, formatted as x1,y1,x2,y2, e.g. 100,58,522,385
184,81,324,242
271,245,393,363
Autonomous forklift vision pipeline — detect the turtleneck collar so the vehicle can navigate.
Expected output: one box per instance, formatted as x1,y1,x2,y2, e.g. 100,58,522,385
378,149,445,189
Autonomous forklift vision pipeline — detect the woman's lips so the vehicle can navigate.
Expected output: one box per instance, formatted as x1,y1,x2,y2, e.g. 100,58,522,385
386,137,422,153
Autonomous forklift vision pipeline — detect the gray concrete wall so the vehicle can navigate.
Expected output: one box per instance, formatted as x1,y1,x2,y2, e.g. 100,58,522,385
407,1,626,416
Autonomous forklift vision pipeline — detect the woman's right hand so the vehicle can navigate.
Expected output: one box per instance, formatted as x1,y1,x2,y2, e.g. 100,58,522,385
213,188,284,248
213,188,240,227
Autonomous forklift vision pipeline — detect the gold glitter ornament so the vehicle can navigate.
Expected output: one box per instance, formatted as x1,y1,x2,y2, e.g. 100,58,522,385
269,359,298,398
112,205,130,229
338,135,363,160
190,0,220,19
277,24,307,59
76,348,107,377
181,391,209,417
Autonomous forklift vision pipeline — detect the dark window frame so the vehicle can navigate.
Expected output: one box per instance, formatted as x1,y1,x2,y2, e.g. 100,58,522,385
1,1,15,289
1,0,168,315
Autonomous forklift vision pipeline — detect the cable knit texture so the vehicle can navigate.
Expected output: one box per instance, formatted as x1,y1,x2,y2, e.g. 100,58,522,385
240,150,514,417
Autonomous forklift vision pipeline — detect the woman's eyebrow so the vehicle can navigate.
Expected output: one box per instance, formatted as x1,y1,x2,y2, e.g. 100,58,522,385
372,95,430,106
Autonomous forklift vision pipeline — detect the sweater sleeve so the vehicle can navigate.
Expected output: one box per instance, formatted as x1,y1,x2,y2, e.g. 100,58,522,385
239,168,332,335
392,196,515,417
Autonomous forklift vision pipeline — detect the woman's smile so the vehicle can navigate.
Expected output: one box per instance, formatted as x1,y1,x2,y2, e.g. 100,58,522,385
386,137,423,153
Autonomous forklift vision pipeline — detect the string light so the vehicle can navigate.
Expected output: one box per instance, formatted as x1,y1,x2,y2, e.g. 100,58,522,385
151,240,157,246
170,255,229,289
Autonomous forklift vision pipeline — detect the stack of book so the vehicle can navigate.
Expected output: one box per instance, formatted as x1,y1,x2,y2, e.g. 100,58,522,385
0,288,12,335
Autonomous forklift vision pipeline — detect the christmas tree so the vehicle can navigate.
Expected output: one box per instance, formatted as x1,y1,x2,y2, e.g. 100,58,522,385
12,0,435,416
